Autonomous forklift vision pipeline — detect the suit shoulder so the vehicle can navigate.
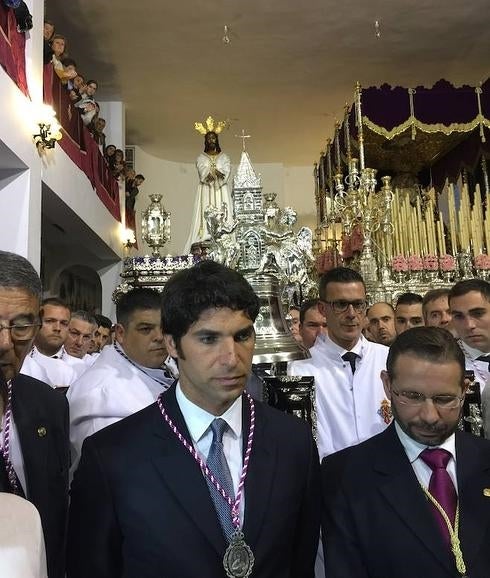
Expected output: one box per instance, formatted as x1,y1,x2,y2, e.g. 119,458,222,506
15,374,67,406
86,401,158,447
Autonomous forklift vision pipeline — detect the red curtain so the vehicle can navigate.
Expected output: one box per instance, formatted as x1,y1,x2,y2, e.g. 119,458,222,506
44,65,121,221
0,4,29,96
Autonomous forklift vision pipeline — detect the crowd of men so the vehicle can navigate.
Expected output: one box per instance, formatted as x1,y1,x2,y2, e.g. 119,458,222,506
2,247,490,577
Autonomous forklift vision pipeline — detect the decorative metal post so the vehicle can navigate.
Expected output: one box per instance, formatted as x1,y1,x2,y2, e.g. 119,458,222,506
141,194,171,257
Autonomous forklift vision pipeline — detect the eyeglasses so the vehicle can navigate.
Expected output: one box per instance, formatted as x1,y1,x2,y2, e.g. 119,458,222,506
322,300,367,313
391,388,464,410
0,322,42,341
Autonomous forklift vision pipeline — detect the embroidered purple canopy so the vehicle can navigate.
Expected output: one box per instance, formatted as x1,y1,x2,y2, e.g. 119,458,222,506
320,78,490,191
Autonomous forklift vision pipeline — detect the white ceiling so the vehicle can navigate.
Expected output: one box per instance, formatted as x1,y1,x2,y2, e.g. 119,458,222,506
47,0,490,166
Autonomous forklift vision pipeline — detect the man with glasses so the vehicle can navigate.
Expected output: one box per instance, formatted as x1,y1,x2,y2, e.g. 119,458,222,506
321,326,490,577
0,251,70,578
289,267,389,459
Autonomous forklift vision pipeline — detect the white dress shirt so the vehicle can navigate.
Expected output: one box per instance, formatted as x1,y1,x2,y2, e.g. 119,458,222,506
1,412,27,495
394,422,458,492
289,333,389,459
176,383,245,526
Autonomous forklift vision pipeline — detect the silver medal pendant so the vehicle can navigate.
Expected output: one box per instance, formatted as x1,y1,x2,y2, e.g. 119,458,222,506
223,530,255,578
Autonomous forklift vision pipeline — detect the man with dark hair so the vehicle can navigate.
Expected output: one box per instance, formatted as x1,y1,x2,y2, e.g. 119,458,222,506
449,278,490,392
68,261,320,578
299,298,327,349
367,301,397,346
67,288,173,465
93,314,112,351
321,326,490,577
22,297,77,388
0,251,70,578
289,267,389,459
423,288,452,329
288,305,302,342
395,291,424,334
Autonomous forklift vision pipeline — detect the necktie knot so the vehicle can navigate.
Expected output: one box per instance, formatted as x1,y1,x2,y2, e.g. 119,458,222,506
342,351,358,373
420,447,452,470
211,418,228,443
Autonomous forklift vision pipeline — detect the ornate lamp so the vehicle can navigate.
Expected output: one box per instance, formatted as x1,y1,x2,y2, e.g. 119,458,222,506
141,194,171,257
32,104,62,151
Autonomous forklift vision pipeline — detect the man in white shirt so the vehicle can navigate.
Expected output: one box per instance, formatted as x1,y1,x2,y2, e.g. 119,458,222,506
63,311,96,378
68,260,320,578
22,298,77,388
67,288,174,464
449,279,490,390
422,288,453,330
367,301,397,346
299,299,328,349
395,292,424,334
321,326,490,578
289,267,389,460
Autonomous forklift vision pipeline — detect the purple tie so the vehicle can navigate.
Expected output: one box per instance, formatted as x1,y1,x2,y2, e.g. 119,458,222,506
419,448,457,544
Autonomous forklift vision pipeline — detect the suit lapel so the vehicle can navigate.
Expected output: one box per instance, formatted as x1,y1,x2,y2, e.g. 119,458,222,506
242,399,276,547
455,432,490,568
374,424,455,574
150,387,227,556
11,376,49,501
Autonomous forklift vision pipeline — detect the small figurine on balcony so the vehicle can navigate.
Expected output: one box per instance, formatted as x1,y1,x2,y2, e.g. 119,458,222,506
184,116,232,253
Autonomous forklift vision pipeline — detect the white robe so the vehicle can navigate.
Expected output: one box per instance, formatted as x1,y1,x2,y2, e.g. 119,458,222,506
22,346,78,388
184,151,232,252
0,494,47,578
288,333,389,460
67,345,172,466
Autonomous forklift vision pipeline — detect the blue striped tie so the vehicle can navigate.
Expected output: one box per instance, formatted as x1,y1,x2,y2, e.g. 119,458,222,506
206,418,235,540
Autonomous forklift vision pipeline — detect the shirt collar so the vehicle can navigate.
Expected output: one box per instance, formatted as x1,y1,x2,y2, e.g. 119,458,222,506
394,421,456,464
176,382,242,444
460,341,489,360
321,332,365,359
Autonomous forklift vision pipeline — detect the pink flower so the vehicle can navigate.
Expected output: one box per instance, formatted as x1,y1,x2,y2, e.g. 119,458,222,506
391,255,408,272
475,254,490,270
407,255,423,271
439,254,456,271
423,255,439,271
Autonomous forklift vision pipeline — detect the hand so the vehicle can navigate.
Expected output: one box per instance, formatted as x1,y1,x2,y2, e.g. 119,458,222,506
216,170,225,179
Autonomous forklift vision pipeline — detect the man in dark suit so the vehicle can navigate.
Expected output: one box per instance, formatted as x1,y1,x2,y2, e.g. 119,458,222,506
68,260,320,578
0,250,70,578
321,326,490,578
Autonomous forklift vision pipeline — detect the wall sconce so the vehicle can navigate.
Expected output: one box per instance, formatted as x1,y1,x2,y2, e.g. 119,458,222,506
121,227,137,249
32,104,62,151
141,194,171,257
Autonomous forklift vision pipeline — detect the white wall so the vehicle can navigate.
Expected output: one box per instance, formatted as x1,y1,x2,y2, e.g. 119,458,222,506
131,146,316,255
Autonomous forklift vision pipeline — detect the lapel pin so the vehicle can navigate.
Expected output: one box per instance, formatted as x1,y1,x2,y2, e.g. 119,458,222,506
483,488,490,497
37,426,47,438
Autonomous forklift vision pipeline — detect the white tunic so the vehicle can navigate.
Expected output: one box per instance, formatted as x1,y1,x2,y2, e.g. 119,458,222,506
23,347,78,388
184,151,232,252
288,333,389,460
67,345,172,465
19,355,51,385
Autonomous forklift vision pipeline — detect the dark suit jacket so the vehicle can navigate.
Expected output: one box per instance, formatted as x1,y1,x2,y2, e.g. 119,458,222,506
13,374,70,578
67,385,320,578
321,423,490,578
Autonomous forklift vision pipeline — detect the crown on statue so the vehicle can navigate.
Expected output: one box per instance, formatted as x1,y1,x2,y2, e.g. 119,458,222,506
194,116,227,135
